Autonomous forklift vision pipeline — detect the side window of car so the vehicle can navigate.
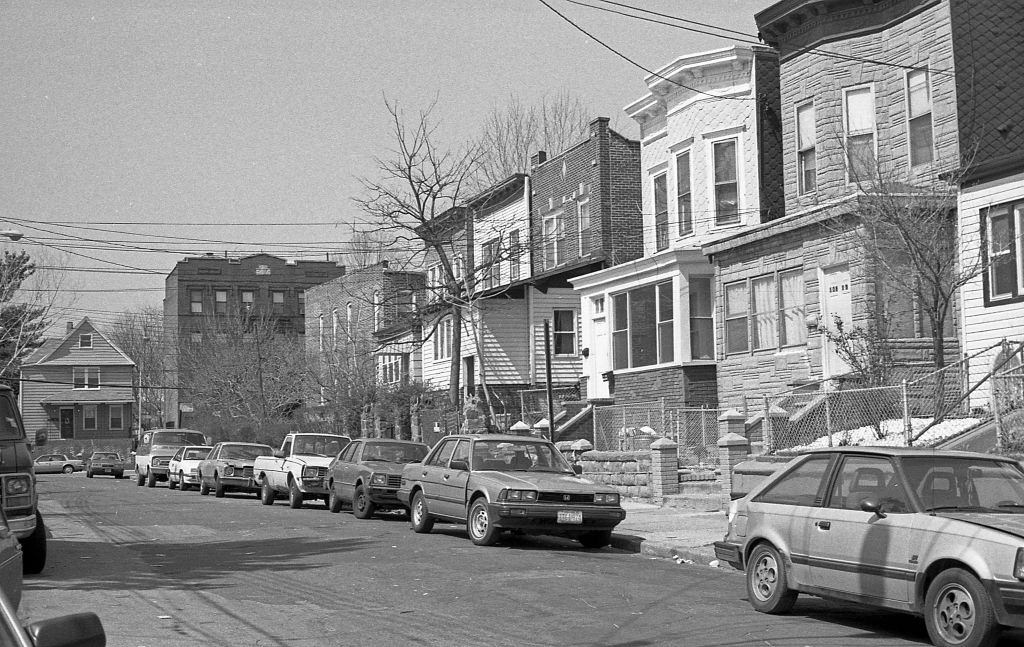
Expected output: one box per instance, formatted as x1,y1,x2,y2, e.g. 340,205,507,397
451,440,470,468
281,440,292,456
350,444,364,463
755,455,833,507
427,440,457,467
827,455,909,513
338,443,356,463
172,449,183,461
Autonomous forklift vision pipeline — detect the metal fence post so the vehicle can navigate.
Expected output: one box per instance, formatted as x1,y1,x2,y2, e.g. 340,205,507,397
902,379,912,446
660,397,666,436
993,375,1004,453
825,393,833,447
762,394,773,454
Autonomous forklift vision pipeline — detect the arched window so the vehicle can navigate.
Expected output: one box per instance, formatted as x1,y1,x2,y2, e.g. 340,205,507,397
373,291,382,330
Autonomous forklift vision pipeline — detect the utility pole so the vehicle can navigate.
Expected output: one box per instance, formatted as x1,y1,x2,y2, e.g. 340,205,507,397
544,319,555,442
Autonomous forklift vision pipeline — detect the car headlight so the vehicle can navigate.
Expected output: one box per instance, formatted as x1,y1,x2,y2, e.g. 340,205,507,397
594,492,619,505
370,473,388,486
6,476,31,495
1015,548,1024,581
302,466,320,478
501,489,537,502
224,466,236,477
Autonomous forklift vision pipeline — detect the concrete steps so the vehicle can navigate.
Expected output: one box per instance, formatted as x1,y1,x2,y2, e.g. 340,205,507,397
663,480,723,512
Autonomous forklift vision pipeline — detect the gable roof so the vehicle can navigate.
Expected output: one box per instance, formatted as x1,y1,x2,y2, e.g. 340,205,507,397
25,317,135,367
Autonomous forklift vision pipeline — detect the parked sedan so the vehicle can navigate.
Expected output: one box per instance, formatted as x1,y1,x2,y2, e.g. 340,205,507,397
167,445,213,491
32,453,84,475
327,439,429,517
198,442,273,498
85,451,125,478
715,446,1024,647
397,434,626,548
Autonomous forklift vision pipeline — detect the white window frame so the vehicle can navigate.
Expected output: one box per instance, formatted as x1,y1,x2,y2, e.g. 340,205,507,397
796,101,817,195
240,290,255,313
725,268,807,355
83,404,97,431
843,84,877,184
552,310,577,356
78,334,93,349
373,291,382,330
190,289,203,314
905,68,934,167
318,314,324,352
271,290,285,315
297,290,305,316
73,367,100,390
984,203,1024,302
611,280,675,370
214,290,228,315
675,150,693,237
509,230,521,281
542,210,564,270
378,353,406,386
577,198,591,256
331,308,339,350
688,276,714,361
433,317,454,360
653,172,669,252
710,137,741,226
109,404,123,430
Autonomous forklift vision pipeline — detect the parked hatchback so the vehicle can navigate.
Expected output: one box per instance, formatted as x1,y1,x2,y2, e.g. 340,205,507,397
715,446,1024,647
327,439,429,518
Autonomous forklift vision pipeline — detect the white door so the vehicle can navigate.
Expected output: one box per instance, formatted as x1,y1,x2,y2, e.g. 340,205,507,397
590,315,609,399
821,265,852,378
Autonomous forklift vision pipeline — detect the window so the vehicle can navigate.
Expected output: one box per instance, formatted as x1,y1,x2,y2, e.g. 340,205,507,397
676,151,692,236
379,353,407,385
73,367,100,390
240,290,255,313
578,199,592,255
395,289,415,318
907,69,934,166
542,211,565,270
83,405,97,431
453,256,465,282
78,334,92,349
827,455,908,513
318,314,324,352
593,296,605,316
726,269,807,354
109,404,123,431
346,303,353,337
844,86,876,182
713,139,740,225
983,202,1024,302
215,290,228,315
796,102,816,194
654,173,669,251
755,455,832,507
373,291,383,329
481,238,499,290
427,264,443,303
190,290,203,314
552,310,577,355
689,277,714,360
611,281,674,369
331,308,339,349
271,291,285,315
509,230,521,281
297,290,305,316
434,317,454,360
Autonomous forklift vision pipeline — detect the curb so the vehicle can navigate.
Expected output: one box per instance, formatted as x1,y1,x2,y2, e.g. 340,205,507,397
610,532,719,566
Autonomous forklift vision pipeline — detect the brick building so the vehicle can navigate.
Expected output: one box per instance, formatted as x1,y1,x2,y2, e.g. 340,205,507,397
572,46,781,409
163,253,345,427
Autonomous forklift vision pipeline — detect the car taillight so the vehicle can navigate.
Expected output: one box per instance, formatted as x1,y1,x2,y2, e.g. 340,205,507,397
1014,548,1024,580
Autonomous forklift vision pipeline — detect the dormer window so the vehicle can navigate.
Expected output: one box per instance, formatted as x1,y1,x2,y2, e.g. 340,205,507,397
79,334,92,349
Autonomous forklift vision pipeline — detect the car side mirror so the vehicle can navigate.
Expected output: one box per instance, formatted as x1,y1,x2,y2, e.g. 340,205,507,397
26,612,106,647
449,459,469,472
572,464,583,475
273,450,285,459
860,497,887,518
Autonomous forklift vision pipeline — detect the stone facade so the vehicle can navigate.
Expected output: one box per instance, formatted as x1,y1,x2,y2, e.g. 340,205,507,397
578,450,652,499
612,365,718,411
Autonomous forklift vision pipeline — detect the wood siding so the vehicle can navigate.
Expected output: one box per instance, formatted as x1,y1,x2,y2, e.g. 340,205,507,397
529,287,583,386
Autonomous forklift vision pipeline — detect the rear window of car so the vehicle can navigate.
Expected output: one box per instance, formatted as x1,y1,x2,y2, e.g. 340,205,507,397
93,453,120,460
184,449,210,460
755,455,832,507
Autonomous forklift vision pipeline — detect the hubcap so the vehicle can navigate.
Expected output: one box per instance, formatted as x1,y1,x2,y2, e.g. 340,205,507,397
356,493,365,511
471,505,488,538
934,583,976,643
414,498,424,523
751,553,779,601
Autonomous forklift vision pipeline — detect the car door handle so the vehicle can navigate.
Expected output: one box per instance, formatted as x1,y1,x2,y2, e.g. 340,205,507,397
442,474,450,480
814,520,831,530
421,471,428,477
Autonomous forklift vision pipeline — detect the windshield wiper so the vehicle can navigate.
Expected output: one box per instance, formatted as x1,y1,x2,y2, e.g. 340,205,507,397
925,505,988,513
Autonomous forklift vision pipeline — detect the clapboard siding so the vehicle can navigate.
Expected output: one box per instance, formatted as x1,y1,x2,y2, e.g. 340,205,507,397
529,287,583,386
958,171,1024,406
475,300,530,385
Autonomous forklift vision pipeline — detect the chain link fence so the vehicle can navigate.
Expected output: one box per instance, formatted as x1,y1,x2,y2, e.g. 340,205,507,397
592,401,720,467
992,365,1024,452
517,385,581,428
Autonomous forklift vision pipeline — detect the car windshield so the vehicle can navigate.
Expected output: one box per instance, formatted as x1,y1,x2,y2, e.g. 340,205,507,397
293,435,345,457
901,456,1024,513
151,431,207,447
361,443,427,464
184,449,210,460
93,453,119,460
472,440,572,473
0,397,23,441
220,445,272,460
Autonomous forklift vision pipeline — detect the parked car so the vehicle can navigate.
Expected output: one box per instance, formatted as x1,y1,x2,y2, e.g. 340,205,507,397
135,428,210,487
714,446,1024,647
397,434,626,548
32,453,84,475
327,439,429,517
0,586,104,647
253,433,351,508
84,451,125,479
0,511,22,612
167,445,213,491
198,442,274,498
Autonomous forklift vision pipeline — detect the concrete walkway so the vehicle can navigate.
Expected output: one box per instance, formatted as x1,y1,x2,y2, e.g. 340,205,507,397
610,500,728,566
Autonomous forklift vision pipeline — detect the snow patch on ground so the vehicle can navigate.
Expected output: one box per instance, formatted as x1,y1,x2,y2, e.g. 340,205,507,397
788,417,981,451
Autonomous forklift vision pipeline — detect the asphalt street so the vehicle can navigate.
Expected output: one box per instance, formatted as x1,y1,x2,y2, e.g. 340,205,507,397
18,473,1024,647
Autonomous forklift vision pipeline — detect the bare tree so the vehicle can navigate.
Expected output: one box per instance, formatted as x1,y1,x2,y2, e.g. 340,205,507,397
110,307,167,429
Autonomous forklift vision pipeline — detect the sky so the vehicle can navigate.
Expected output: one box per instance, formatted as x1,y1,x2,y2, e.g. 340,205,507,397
0,0,771,334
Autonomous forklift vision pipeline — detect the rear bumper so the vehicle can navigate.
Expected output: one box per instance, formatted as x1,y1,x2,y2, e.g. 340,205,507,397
713,540,744,570
487,502,625,534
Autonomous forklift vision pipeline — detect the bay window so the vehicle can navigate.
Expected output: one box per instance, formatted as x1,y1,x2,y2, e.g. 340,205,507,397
689,277,714,360
726,269,807,354
654,173,668,251
713,139,740,225
612,281,674,369
676,151,692,235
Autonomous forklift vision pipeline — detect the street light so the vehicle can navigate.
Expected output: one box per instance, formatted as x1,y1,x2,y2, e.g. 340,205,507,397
0,230,23,242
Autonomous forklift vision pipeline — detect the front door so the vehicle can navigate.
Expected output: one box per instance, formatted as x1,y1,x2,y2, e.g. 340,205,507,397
590,314,610,399
59,408,74,439
435,439,471,519
820,265,852,378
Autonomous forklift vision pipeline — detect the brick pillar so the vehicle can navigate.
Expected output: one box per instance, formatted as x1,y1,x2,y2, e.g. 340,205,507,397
718,411,750,509
650,437,678,503
718,408,745,438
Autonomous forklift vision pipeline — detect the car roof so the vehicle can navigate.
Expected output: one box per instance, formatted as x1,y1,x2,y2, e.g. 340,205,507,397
355,439,427,445
443,434,550,442
798,446,1009,461
218,442,269,446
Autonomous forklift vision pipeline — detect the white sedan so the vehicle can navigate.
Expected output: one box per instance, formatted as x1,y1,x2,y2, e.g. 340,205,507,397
167,445,212,491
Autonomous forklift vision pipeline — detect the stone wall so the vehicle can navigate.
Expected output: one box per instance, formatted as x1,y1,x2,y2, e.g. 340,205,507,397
578,449,651,499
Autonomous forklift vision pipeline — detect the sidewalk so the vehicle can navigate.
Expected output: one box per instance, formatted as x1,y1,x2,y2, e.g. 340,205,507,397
610,500,728,566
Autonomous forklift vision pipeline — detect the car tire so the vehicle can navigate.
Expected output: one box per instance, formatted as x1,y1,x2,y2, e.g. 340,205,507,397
328,487,343,513
135,469,145,486
62,465,74,475
578,530,612,549
746,543,797,614
214,475,226,498
168,476,177,490
260,478,275,506
86,470,94,479
115,472,124,479
466,498,499,546
288,480,304,509
21,511,46,575
410,491,434,534
146,468,156,488
352,485,376,519
179,472,189,491
925,568,1000,647
199,477,210,496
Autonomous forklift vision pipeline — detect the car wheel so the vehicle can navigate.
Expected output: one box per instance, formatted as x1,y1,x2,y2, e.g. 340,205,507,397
168,475,177,490
21,511,46,575
925,568,1000,647
135,469,145,486
115,472,124,479
85,470,93,479
214,475,226,498
746,543,797,614
199,476,210,496
288,480,304,509
260,478,275,506
146,468,156,488
62,465,74,475
578,530,612,549
328,486,344,513
410,491,434,534
179,472,189,491
352,485,376,520
467,498,499,546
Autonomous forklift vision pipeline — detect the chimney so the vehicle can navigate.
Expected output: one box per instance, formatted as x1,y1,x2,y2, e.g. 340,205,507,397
66,321,74,334
531,150,547,168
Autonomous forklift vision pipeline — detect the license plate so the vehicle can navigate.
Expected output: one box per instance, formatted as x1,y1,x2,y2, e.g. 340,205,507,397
557,510,583,524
